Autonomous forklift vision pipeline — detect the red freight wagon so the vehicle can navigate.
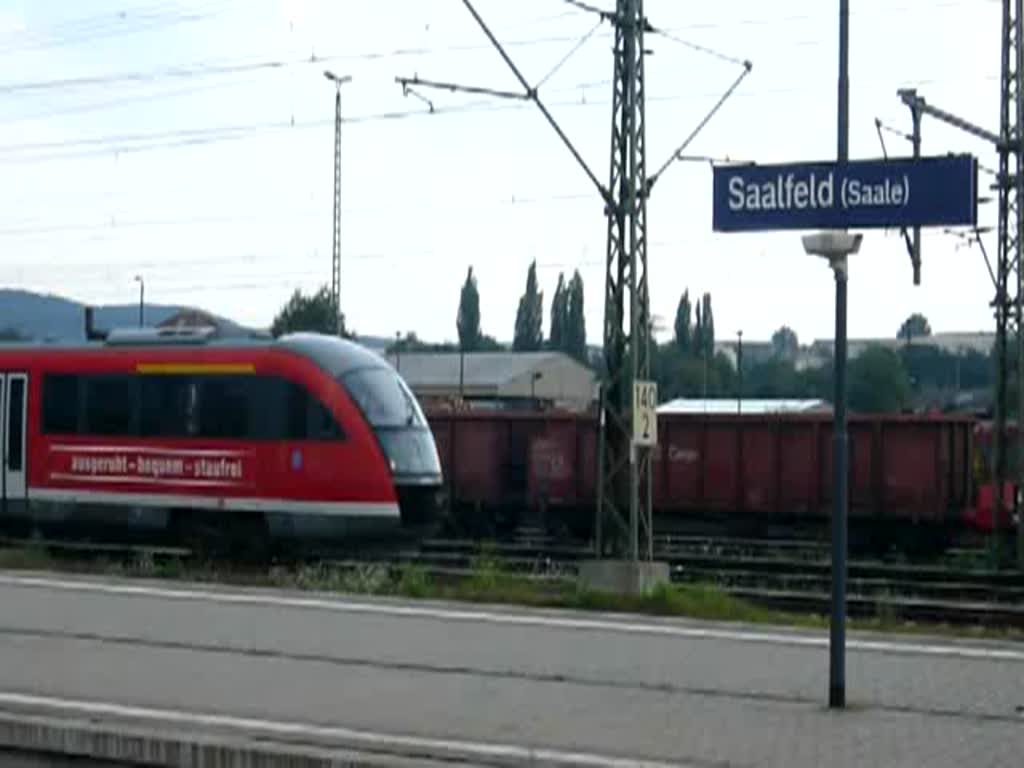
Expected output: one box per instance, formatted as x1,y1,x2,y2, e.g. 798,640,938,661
427,409,975,546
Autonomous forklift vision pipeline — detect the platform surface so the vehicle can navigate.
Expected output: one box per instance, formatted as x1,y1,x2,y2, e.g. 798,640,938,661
0,570,1019,766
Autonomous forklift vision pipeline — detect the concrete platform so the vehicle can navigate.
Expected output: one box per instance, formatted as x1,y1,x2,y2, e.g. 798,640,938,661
0,708,483,767
0,571,1019,767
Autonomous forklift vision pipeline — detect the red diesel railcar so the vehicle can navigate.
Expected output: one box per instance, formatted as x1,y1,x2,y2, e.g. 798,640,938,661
427,409,976,546
0,319,444,551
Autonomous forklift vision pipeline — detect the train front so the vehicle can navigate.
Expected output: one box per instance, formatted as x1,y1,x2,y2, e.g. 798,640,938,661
281,334,445,531
339,363,445,529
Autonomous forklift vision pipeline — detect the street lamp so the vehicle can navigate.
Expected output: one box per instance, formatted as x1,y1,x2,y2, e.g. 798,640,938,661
530,371,543,403
133,275,144,327
802,229,862,710
324,70,352,338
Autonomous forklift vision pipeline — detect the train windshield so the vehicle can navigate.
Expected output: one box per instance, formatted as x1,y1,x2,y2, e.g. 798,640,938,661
341,367,440,479
341,368,427,429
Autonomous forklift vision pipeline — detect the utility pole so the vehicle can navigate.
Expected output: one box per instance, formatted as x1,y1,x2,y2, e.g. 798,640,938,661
395,0,750,562
324,70,352,338
833,0,851,710
601,0,651,561
999,0,1024,567
895,0,1024,564
736,330,743,413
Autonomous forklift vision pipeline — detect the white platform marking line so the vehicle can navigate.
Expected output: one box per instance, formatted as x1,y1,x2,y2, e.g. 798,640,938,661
0,692,682,768
0,573,1021,662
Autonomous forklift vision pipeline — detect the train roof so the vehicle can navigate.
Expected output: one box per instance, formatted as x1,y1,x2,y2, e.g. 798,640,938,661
0,328,392,378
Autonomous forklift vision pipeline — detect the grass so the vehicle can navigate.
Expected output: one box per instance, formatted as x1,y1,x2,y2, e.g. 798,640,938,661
0,543,1021,641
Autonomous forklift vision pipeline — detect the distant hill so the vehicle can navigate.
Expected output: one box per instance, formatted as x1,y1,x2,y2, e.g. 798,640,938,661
0,289,243,342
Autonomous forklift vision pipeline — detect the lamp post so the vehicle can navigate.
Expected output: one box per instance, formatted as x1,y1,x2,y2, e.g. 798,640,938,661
133,275,144,327
530,371,542,404
802,229,862,710
736,330,743,413
459,344,466,401
324,69,352,338
394,331,401,372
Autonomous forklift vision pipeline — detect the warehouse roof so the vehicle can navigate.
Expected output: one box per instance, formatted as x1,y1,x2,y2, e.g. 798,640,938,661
384,351,588,389
657,398,830,415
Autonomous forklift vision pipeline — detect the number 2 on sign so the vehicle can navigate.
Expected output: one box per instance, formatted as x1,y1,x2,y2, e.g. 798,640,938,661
632,380,658,447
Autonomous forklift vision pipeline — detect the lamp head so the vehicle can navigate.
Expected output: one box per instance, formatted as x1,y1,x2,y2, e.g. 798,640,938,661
801,230,862,260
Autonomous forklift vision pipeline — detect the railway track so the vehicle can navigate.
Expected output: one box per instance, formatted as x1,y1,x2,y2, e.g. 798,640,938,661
2,530,1022,630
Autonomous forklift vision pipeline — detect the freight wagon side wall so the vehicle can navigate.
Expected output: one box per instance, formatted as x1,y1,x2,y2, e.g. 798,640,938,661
427,409,974,530
654,414,973,526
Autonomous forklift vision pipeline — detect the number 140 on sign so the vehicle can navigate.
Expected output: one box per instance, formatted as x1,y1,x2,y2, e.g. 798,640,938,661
632,379,658,447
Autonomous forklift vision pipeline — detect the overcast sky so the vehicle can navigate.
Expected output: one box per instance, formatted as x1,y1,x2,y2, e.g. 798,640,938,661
0,0,1004,346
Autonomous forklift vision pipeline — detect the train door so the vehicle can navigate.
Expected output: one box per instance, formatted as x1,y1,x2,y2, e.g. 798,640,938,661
1,373,28,512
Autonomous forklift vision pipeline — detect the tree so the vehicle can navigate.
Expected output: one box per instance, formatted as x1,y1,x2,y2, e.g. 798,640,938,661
693,299,704,358
513,260,544,352
700,292,715,359
387,333,459,354
565,270,587,362
746,358,801,398
848,345,912,413
674,290,692,354
549,272,568,352
0,327,27,341
771,326,799,361
456,267,481,351
654,342,735,399
898,313,932,343
270,285,346,338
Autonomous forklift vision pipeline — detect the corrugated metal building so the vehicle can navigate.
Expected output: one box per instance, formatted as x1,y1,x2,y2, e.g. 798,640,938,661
157,308,268,339
657,398,830,415
384,351,597,412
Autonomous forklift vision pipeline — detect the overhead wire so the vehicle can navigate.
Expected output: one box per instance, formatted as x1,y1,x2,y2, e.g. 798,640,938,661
0,0,992,95
0,1,241,56
1,0,1000,313
0,192,595,238
0,69,1000,165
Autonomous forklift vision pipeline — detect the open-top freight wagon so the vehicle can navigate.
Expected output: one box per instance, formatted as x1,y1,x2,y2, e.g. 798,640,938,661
427,409,977,552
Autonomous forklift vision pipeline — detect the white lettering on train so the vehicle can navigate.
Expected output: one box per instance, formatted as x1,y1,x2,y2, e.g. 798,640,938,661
64,451,243,483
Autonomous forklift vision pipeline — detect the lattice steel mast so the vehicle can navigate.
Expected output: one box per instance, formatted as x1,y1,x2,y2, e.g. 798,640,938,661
324,70,352,337
996,0,1024,562
597,0,651,559
895,0,1024,563
395,0,749,560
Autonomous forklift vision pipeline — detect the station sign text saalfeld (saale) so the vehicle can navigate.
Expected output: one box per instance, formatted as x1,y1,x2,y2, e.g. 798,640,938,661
711,154,978,232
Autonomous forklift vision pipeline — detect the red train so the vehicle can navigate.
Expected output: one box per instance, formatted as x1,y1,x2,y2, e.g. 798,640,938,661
0,314,444,553
427,408,984,551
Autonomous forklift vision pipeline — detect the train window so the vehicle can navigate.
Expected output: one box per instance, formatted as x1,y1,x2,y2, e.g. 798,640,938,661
7,378,24,471
199,376,250,439
83,375,138,436
42,374,81,434
342,368,425,428
308,398,343,440
140,376,199,438
285,381,308,439
283,380,344,441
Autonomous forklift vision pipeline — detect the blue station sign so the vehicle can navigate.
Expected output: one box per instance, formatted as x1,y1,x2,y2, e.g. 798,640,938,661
711,154,978,232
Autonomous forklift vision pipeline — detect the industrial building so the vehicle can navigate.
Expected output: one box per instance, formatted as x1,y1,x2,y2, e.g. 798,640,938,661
384,350,598,412
157,308,268,339
657,398,830,415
